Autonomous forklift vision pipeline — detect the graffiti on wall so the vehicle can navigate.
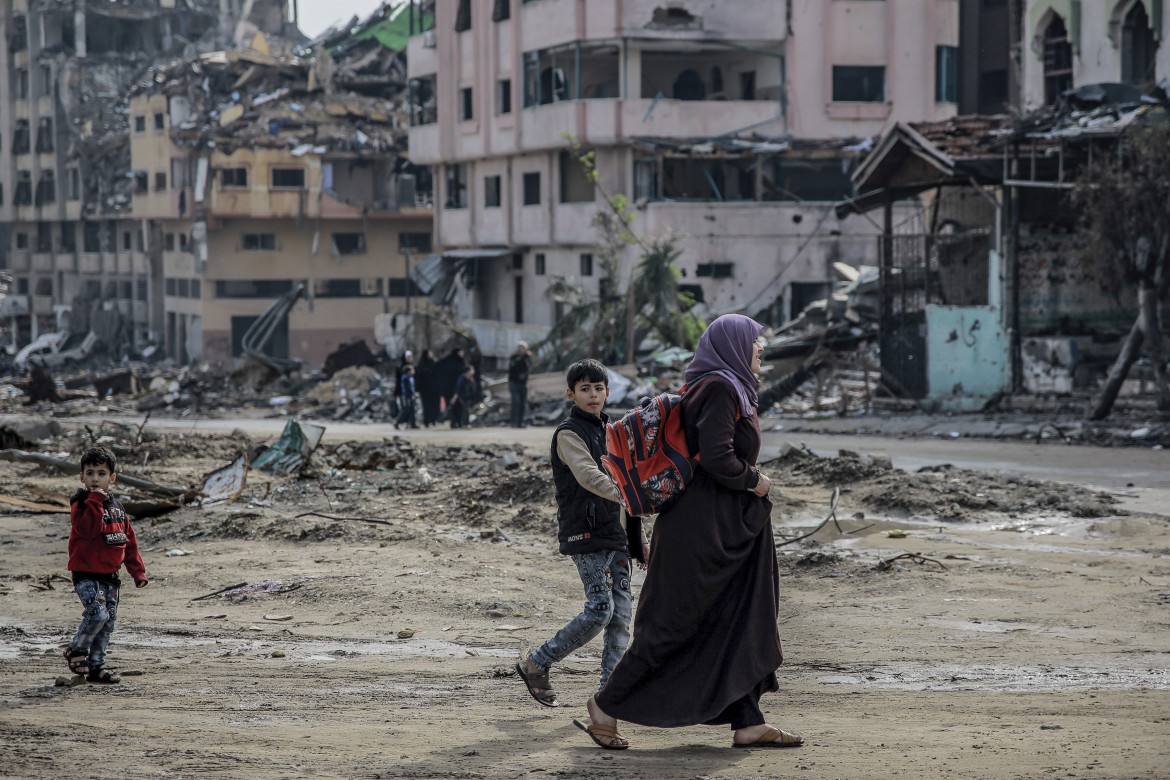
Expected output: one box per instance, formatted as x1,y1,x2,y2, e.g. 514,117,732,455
1017,234,1134,331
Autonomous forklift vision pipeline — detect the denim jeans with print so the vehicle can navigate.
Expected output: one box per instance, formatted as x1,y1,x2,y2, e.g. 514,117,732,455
70,578,119,670
530,550,633,689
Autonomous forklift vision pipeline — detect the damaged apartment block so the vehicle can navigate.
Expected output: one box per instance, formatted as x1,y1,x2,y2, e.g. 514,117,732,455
0,0,301,357
405,0,956,359
127,2,433,368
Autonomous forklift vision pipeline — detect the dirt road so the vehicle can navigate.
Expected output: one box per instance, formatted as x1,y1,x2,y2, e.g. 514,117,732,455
1,415,1167,779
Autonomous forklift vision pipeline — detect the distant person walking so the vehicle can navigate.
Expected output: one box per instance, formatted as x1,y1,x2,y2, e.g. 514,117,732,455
508,341,532,428
416,350,442,427
449,365,477,428
395,350,414,396
395,364,419,429
434,347,468,409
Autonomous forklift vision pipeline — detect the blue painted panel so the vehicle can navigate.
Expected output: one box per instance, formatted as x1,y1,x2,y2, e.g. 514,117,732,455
926,305,1008,410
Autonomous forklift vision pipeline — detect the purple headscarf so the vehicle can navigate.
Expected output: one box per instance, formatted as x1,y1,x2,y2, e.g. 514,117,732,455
684,314,763,417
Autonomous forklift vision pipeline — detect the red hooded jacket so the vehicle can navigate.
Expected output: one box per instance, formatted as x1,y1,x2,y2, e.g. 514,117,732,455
68,489,146,583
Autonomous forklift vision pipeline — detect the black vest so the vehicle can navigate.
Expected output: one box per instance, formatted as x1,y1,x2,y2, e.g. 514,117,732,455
551,406,626,555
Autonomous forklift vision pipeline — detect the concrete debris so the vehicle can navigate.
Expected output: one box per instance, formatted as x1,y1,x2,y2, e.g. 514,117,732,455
305,366,385,405
323,340,379,378
129,8,412,160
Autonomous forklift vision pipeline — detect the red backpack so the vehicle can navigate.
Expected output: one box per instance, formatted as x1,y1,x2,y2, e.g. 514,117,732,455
602,377,726,516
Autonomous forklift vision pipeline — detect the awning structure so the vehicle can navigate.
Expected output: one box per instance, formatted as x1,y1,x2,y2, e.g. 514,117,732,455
409,247,526,304
441,248,517,259
838,116,1009,217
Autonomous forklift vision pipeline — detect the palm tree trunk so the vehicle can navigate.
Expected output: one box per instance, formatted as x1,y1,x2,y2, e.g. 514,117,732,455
623,266,638,364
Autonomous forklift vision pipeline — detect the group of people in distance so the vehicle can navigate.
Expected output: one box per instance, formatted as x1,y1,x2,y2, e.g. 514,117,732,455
393,341,533,430
61,314,801,751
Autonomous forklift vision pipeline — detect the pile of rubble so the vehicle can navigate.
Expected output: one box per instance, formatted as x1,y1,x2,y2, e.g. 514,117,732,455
129,3,413,165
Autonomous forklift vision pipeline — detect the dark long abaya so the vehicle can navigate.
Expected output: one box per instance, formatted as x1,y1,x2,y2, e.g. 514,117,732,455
594,376,782,728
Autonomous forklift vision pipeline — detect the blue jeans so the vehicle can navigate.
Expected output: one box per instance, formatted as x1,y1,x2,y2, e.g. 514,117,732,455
530,550,633,690
395,396,417,427
70,579,119,670
508,381,527,428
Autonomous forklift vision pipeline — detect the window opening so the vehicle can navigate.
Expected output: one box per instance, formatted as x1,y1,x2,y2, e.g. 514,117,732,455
1043,15,1073,105
271,168,305,188
484,175,502,207
523,172,541,205
560,150,593,203
1122,2,1157,85
242,233,277,251
331,233,366,255
220,167,248,187
832,66,886,102
446,164,468,209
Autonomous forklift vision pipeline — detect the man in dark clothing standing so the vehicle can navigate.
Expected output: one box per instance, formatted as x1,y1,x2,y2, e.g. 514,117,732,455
507,341,532,428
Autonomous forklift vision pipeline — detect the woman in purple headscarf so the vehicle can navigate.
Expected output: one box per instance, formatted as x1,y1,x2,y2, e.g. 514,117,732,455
575,314,803,750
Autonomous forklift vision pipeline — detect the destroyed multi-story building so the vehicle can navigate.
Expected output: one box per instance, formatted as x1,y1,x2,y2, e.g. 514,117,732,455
0,0,298,352
0,0,434,370
127,7,433,368
837,2,1170,409
405,0,972,351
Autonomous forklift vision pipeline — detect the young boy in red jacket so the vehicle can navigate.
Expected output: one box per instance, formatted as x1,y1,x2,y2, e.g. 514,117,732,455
64,446,147,683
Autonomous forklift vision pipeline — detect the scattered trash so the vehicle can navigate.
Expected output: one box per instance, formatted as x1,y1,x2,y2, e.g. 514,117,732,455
165,549,194,557
876,553,948,572
263,614,294,621
252,419,326,475
0,495,69,513
195,454,250,507
396,628,416,639
270,650,287,658
886,529,908,539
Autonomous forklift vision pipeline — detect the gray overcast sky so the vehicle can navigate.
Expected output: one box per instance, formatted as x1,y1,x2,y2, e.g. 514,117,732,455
297,0,387,38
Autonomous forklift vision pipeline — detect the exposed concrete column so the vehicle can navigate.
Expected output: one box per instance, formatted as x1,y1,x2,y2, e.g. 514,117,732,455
74,0,86,58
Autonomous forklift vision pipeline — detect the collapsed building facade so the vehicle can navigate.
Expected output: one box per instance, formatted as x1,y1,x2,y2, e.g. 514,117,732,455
0,0,433,370
128,5,432,367
0,0,297,351
832,1,1170,410
404,0,993,357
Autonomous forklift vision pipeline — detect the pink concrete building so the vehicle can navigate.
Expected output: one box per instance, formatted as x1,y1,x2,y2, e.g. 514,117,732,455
406,0,960,340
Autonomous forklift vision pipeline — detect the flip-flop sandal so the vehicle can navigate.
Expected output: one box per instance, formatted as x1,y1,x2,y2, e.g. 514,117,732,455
63,648,89,675
515,662,559,707
573,718,630,750
86,668,121,684
733,727,804,748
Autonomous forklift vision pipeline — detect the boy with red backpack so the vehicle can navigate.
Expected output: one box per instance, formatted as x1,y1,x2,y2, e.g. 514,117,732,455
515,359,648,707
63,446,148,684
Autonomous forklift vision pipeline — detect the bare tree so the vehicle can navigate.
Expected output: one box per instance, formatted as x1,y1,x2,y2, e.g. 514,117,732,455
1071,124,1170,419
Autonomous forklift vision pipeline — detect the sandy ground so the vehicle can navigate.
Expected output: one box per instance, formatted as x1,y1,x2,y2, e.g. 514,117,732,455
1,415,1168,780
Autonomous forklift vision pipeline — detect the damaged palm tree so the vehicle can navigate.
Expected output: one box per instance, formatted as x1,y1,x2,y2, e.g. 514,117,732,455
537,137,703,367
1072,123,1170,419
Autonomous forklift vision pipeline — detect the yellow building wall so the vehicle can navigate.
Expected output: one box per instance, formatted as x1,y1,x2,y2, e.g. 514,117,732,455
200,215,432,368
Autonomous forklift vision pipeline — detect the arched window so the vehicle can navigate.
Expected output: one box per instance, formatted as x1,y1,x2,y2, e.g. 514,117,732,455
1043,15,1073,105
1122,2,1158,85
